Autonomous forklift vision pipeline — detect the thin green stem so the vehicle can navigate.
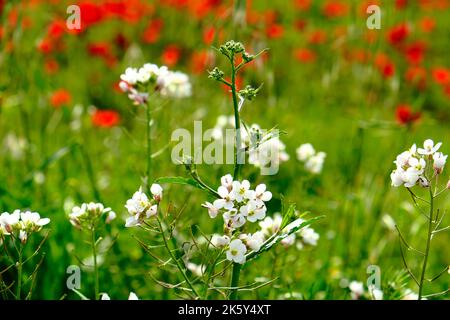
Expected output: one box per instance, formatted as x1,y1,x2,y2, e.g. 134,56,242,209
229,263,242,300
418,187,434,300
16,245,23,300
156,217,200,298
146,100,152,194
91,228,99,300
230,59,242,180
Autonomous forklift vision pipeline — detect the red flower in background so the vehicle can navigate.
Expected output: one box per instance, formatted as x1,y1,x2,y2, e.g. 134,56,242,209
420,17,435,33
294,48,316,63
396,104,421,126
203,26,216,45
405,66,427,89
92,109,120,128
142,19,163,44
162,45,181,67
190,50,212,74
322,1,349,18
294,0,311,11
395,0,408,9
308,30,327,45
44,59,60,74
266,23,284,39
78,2,104,30
375,53,395,78
404,41,426,65
50,89,71,108
387,23,409,46
48,19,66,39
432,67,450,85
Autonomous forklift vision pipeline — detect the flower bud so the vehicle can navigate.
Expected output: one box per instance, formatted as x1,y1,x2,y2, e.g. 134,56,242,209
419,177,430,188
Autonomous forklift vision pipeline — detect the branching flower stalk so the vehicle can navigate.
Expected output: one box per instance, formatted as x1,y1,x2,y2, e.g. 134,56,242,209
391,139,449,300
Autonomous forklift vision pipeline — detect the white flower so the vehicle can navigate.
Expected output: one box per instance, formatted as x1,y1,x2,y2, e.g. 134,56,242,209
300,227,319,246
281,234,296,247
369,286,383,300
215,186,235,210
101,293,111,300
402,170,420,188
106,211,116,224
304,152,326,174
19,230,28,244
407,157,426,175
433,152,447,172
224,210,246,229
240,201,266,223
1,210,20,232
417,139,442,156
259,214,282,236
159,71,192,98
124,187,158,227
150,183,163,202
120,67,139,85
220,174,233,190
349,281,364,300
226,239,247,264
211,234,230,247
69,203,113,229
232,180,252,203
390,168,404,187
20,211,50,228
395,144,417,167
202,201,221,218
128,292,139,300
296,143,316,161
254,184,272,206
242,232,265,251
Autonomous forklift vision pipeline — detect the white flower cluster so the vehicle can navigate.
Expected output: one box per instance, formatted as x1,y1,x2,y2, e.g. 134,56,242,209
202,174,273,264
0,210,50,244
390,139,447,188
259,213,319,249
296,143,326,174
69,203,116,230
119,63,191,104
124,184,163,227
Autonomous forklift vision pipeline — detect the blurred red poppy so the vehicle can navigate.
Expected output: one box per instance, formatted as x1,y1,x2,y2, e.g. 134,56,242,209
50,89,71,108
387,23,409,46
266,23,284,39
142,19,163,44
404,41,426,65
420,17,435,33
92,109,121,128
432,67,450,85
294,0,311,11
322,1,348,18
294,48,316,63
162,45,181,67
396,104,421,125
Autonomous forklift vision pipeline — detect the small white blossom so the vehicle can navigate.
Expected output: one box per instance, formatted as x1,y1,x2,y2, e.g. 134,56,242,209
211,234,230,247
417,139,442,156
433,152,447,173
226,239,247,264
120,67,139,85
349,281,364,300
296,143,316,161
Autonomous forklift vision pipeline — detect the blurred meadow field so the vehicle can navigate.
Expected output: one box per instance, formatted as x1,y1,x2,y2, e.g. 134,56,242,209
0,0,449,300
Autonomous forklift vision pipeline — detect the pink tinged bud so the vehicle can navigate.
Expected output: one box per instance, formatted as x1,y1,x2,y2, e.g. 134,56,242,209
447,180,450,190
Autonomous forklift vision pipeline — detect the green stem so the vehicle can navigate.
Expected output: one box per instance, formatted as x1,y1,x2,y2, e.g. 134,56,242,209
146,100,152,194
230,60,242,180
229,263,242,300
418,187,434,300
91,228,99,300
156,217,200,298
16,246,23,300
